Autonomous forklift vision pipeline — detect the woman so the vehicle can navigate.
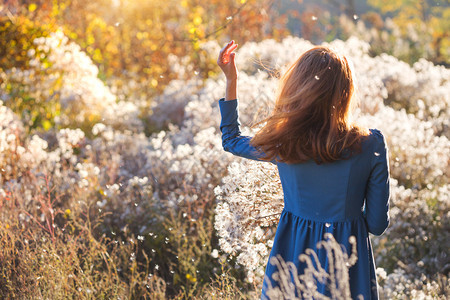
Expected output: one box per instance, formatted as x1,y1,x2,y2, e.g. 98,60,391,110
217,40,390,299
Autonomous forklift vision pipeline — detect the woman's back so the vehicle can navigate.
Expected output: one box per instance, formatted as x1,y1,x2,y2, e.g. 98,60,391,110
278,128,389,230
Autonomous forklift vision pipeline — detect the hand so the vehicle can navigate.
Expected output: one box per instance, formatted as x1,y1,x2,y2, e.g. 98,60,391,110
217,40,238,81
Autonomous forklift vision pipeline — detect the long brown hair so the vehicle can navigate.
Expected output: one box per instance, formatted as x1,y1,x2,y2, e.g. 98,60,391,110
251,46,369,164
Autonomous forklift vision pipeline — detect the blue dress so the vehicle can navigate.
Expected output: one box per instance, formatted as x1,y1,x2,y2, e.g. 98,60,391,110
219,99,390,299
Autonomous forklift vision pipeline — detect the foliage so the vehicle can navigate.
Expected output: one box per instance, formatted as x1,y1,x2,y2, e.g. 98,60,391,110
0,12,60,130
367,0,449,65
1,31,449,298
2,0,288,93
0,1,449,298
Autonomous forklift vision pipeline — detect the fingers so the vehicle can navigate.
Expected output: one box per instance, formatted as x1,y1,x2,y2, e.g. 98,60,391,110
218,41,238,65
220,40,235,53
226,44,238,56
219,41,234,58
218,40,237,65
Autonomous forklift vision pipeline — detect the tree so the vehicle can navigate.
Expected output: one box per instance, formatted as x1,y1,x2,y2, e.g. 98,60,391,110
368,0,449,65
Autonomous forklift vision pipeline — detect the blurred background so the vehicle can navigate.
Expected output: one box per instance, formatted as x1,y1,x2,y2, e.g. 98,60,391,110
0,1,449,299
1,0,448,96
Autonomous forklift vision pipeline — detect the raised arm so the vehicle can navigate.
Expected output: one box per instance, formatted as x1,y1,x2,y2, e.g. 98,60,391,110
219,99,269,161
364,129,390,236
217,40,238,100
217,41,272,162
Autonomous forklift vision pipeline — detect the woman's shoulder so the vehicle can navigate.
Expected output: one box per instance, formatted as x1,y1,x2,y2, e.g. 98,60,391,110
362,128,388,155
368,128,384,137
367,128,387,144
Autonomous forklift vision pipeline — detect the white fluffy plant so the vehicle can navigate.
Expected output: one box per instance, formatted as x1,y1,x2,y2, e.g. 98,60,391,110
0,101,24,181
22,31,141,131
1,28,448,297
214,159,283,283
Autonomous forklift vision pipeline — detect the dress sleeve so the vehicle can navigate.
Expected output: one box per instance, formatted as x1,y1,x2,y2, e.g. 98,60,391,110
219,98,273,163
364,129,390,236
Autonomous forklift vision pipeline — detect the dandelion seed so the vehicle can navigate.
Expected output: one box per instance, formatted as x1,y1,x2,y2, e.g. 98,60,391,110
151,249,156,253
311,16,318,21
115,22,120,27
315,75,320,80
353,14,359,20
170,270,175,274
111,231,116,235
211,249,219,258
226,16,233,21
325,223,331,228
168,227,173,231
194,71,199,75
155,264,159,270
374,152,380,156
134,203,138,206
182,213,187,218
137,235,144,241
149,232,153,236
